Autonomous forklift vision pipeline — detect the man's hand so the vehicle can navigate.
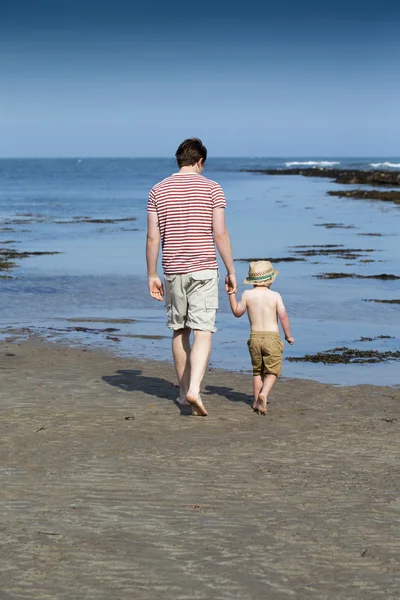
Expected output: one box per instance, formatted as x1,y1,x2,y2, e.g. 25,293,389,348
285,336,295,345
148,276,164,301
225,273,237,295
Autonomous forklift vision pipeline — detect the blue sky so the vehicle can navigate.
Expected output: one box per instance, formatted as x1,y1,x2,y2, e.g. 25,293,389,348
1,1,399,157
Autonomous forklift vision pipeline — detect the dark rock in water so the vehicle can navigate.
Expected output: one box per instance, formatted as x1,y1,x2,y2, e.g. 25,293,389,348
328,189,400,205
235,257,305,263
292,247,376,260
0,258,15,271
0,248,61,273
315,273,400,280
356,335,394,342
55,217,137,224
314,223,356,229
287,347,400,364
0,249,60,259
48,326,120,334
363,299,400,304
242,167,400,187
357,233,385,237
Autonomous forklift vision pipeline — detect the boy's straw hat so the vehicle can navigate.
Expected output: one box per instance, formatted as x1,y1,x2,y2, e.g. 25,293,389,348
244,260,279,286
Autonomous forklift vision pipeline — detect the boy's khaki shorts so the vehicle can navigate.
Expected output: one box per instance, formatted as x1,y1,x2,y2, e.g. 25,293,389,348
247,332,284,377
164,269,219,332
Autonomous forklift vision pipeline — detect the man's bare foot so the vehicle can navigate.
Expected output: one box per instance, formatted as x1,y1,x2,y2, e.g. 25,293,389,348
175,396,189,406
186,393,208,417
256,394,267,415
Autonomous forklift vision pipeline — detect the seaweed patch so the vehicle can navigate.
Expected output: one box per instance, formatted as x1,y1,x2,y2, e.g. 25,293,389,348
328,189,400,205
292,247,376,260
314,223,357,229
55,217,137,224
355,335,394,342
315,273,400,280
235,257,305,263
363,299,400,304
287,347,400,364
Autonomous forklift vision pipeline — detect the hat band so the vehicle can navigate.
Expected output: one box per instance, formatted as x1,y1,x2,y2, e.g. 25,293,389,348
247,272,274,282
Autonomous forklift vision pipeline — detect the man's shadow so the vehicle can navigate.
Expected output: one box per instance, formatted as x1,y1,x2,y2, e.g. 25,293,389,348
204,385,253,406
102,369,192,415
102,370,252,414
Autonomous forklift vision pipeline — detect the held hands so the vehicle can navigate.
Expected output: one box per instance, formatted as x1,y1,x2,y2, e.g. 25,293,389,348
225,272,237,295
148,276,164,301
285,336,295,345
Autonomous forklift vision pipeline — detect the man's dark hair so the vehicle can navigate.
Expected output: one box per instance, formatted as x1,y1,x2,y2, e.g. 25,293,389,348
175,138,207,168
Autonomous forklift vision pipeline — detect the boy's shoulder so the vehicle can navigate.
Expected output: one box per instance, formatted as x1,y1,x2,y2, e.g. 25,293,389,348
244,287,281,301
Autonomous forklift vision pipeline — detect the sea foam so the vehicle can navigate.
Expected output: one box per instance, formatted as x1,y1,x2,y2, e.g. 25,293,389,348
370,162,400,168
285,161,340,167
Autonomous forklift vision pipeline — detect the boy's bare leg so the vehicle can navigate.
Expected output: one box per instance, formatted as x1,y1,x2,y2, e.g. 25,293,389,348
257,374,277,415
172,328,191,405
252,375,263,410
186,330,212,416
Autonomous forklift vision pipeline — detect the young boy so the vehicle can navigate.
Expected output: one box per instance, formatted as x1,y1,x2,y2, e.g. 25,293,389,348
227,260,294,415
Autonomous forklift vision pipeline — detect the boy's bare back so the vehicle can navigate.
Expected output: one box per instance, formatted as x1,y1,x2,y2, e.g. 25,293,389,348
229,284,293,344
241,287,282,332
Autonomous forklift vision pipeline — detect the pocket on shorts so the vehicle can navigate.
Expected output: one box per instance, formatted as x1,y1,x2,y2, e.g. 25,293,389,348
191,269,218,281
205,297,219,310
164,274,177,283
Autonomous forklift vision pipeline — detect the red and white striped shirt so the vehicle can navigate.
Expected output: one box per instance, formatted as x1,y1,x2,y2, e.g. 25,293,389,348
147,172,226,275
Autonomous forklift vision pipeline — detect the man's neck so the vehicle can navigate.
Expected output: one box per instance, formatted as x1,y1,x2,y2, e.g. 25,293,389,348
179,165,202,175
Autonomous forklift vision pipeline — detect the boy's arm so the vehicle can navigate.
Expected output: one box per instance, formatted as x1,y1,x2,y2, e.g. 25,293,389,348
276,294,294,344
229,291,247,318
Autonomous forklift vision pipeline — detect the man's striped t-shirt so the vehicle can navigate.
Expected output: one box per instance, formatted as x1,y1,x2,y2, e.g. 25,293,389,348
147,172,226,275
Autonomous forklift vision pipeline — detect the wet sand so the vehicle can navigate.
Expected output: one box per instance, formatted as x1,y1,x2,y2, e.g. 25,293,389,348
0,336,399,599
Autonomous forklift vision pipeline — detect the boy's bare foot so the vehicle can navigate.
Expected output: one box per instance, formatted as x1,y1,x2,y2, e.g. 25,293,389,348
175,396,189,406
256,394,267,415
252,398,260,412
186,393,208,417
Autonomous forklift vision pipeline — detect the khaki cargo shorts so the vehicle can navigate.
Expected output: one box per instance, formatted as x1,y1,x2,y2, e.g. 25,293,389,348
164,269,219,332
247,332,284,377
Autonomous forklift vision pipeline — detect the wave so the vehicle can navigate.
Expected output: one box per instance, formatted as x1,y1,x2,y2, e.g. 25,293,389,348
285,161,340,167
370,162,400,168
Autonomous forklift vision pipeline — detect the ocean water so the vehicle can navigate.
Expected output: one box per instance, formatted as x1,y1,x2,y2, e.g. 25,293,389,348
1,157,399,386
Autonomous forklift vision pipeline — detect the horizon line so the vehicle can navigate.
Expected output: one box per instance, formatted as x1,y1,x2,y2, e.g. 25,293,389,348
0,155,397,160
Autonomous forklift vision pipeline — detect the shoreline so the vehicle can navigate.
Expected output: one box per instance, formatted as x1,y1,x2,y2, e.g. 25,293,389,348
1,335,399,598
2,327,399,388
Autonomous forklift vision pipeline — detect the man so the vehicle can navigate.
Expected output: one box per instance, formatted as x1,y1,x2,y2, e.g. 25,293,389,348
146,138,237,416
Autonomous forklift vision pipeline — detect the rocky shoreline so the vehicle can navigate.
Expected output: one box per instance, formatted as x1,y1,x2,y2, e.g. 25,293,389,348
242,167,400,186
241,167,400,205
328,189,400,205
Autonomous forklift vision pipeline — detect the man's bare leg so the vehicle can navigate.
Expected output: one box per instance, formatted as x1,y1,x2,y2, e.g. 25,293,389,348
252,375,263,410
172,328,191,405
257,374,277,415
186,329,212,416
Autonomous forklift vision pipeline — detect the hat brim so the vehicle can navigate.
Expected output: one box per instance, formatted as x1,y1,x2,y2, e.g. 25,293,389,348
244,270,279,285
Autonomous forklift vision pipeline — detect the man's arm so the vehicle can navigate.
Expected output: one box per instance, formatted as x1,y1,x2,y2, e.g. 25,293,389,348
146,212,164,301
228,291,247,318
212,207,237,293
276,294,294,344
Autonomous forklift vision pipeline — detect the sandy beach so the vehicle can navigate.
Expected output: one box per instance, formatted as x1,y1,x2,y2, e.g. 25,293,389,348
0,335,399,599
